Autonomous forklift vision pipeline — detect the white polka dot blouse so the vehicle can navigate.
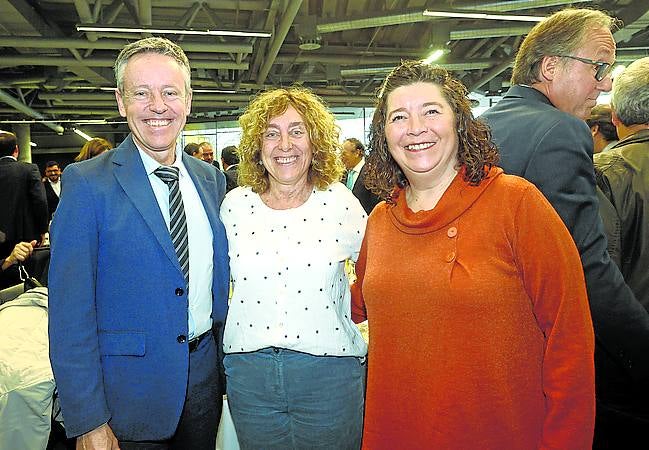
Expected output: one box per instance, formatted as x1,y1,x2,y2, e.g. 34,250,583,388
220,182,368,357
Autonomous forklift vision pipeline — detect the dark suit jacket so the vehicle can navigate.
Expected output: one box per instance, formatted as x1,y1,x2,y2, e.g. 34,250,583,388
223,164,238,193
43,180,60,220
346,162,381,215
482,86,649,388
48,135,230,440
0,157,48,257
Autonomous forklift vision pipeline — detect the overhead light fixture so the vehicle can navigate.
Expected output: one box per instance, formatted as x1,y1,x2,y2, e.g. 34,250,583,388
422,49,447,64
73,128,93,141
193,89,238,94
76,24,271,38
423,10,545,22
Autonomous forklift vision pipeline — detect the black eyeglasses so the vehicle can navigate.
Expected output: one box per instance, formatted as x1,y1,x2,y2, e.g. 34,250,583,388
555,55,614,82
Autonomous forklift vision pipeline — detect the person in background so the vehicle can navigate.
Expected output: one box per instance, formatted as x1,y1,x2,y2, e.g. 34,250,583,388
220,145,239,192
74,137,113,162
48,37,229,450
353,60,595,449
183,142,203,159
587,104,618,153
594,57,649,447
198,141,215,166
341,137,381,214
43,161,61,220
0,131,48,260
221,87,367,450
479,9,649,448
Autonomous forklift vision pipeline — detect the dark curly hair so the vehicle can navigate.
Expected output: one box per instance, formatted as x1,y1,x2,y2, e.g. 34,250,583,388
365,60,499,203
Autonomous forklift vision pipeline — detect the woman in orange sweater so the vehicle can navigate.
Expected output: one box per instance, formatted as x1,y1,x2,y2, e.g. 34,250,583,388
352,61,595,450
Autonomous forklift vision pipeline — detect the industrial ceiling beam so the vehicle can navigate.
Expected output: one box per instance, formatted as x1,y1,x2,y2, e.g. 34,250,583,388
0,89,64,134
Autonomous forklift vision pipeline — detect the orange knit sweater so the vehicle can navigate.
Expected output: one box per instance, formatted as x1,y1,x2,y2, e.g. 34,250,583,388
352,167,595,450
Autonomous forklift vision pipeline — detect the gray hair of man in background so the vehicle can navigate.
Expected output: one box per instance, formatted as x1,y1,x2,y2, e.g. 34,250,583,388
611,57,649,126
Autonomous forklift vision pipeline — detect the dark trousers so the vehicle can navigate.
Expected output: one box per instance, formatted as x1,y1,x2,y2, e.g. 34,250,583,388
120,333,223,450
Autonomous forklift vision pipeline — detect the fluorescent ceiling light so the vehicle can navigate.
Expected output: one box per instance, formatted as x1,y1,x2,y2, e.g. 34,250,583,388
422,49,446,64
73,128,93,141
193,89,238,94
77,24,271,38
423,10,545,22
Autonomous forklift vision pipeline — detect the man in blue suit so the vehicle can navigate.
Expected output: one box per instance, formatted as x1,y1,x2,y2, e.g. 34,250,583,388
48,37,229,450
481,9,649,449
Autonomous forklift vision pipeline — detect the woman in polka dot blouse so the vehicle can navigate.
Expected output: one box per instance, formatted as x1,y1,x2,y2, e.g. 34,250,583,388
220,87,368,450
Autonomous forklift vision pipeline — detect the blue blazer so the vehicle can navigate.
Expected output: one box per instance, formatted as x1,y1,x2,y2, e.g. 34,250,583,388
48,135,230,440
481,85,649,384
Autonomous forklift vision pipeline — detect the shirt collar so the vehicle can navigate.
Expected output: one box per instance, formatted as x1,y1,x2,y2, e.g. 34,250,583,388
351,157,365,173
136,143,187,178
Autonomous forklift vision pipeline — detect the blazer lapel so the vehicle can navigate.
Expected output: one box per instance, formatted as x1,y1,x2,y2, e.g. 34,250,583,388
111,135,180,270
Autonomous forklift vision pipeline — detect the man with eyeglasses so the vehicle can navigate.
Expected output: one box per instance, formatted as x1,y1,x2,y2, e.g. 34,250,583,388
482,8,649,449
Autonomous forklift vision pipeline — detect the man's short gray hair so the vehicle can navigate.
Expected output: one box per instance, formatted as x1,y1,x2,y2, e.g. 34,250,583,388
114,37,191,95
611,57,649,127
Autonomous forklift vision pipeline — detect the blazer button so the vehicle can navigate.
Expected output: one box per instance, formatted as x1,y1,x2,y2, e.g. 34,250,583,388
447,227,458,238
175,288,184,296
177,335,187,344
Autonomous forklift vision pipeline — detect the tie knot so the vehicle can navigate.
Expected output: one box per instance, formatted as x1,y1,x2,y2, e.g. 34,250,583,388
154,166,179,184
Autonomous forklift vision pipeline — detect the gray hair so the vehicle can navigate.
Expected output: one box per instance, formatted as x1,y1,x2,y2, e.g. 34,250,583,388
511,8,617,85
611,57,649,126
114,37,191,95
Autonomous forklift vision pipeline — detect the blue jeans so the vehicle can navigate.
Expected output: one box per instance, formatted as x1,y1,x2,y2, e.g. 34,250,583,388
224,348,366,450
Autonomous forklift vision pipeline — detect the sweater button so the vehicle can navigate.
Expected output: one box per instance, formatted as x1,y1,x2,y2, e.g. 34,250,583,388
445,252,455,263
447,227,457,238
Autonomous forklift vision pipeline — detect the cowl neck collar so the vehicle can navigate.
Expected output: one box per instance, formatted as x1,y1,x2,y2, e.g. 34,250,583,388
388,166,503,234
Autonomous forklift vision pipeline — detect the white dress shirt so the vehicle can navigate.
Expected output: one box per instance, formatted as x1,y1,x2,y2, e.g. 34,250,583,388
49,180,61,197
221,183,368,357
137,146,214,339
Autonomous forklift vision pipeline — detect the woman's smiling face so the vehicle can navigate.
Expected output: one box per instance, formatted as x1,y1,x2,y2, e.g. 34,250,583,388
384,81,459,182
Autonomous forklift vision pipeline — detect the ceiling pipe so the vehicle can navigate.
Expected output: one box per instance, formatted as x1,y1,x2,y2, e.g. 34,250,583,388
138,0,152,26
256,0,302,84
74,0,99,41
468,59,514,91
0,89,64,134
0,37,253,54
0,56,248,70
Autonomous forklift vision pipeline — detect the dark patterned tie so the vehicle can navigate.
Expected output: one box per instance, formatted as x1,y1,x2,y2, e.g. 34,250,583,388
154,166,189,291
